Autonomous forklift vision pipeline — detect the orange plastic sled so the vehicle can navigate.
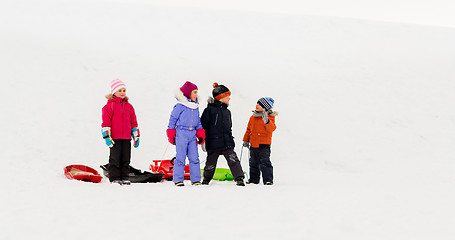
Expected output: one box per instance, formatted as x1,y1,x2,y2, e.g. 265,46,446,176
64,165,103,183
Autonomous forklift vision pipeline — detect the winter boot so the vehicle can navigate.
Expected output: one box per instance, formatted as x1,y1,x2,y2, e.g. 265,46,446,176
264,182,273,185
111,180,123,185
235,177,245,186
192,181,201,186
202,179,210,185
122,179,131,185
174,181,184,187
246,180,259,184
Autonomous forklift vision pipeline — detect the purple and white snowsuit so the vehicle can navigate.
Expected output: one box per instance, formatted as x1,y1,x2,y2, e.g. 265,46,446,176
168,90,202,183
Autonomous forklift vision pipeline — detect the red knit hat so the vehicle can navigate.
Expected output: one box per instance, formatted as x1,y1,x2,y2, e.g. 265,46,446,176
180,81,198,99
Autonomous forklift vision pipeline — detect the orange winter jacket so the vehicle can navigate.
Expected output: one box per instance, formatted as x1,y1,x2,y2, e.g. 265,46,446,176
243,112,277,148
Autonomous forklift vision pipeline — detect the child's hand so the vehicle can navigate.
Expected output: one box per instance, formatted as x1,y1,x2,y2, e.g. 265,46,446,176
243,141,250,149
262,111,270,124
102,127,115,148
196,129,206,145
166,129,176,145
132,127,140,148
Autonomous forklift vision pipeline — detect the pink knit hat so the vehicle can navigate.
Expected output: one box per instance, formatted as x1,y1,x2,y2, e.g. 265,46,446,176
180,81,198,99
111,79,126,94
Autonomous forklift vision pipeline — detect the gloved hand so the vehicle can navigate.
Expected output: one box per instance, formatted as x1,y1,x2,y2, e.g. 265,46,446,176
196,129,206,145
102,127,115,148
243,141,250,149
262,111,269,124
166,129,176,145
131,127,140,148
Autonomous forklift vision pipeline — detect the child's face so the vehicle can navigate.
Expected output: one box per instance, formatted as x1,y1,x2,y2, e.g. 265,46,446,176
190,90,198,102
255,103,264,112
114,88,126,99
219,95,231,105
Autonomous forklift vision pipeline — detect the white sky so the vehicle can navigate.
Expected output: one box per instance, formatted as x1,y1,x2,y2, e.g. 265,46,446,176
101,0,455,28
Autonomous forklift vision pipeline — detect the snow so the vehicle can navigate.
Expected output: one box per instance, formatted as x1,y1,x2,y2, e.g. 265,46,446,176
103,0,455,28
2,0,455,239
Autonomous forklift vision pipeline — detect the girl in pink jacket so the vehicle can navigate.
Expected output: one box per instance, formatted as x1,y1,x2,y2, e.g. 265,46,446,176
101,79,140,185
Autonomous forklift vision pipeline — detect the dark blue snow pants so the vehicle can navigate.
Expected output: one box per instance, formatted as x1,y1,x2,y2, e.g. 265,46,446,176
249,144,273,184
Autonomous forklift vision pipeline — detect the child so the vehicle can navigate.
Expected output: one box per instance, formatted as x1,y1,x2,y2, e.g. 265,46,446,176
201,83,245,186
242,97,277,185
101,79,140,185
166,81,205,187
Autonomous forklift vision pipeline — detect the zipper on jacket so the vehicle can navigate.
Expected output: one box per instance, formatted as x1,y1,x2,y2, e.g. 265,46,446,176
121,101,124,138
220,109,226,145
214,114,218,126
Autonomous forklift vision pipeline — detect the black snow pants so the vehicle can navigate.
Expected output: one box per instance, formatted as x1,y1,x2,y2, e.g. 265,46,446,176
249,144,273,184
203,148,244,181
108,139,131,182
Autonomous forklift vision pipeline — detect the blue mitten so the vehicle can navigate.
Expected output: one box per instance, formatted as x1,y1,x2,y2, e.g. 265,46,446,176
132,127,140,148
101,127,115,148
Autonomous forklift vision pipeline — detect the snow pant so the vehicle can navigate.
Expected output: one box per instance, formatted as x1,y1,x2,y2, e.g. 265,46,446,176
203,148,244,181
174,129,201,183
249,144,273,184
108,139,131,182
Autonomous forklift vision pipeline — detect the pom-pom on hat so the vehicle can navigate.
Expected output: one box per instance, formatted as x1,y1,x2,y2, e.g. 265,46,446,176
180,81,198,99
212,82,231,101
257,97,275,111
111,79,127,94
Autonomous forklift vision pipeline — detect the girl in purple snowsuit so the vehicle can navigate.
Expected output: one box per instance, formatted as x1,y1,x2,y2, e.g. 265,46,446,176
166,81,206,187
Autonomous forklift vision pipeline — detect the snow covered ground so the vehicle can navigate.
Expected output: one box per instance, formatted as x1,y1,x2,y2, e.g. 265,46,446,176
107,0,455,28
2,0,455,239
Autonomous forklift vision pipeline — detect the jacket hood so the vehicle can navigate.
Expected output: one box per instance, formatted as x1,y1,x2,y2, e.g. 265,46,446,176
269,111,279,116
207,96,229,107
175,89,199,109
107,96,129,104
106,94,129,101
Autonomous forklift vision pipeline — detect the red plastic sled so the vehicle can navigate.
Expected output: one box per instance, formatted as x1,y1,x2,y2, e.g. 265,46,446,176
64,164,103,183
149,158,190,181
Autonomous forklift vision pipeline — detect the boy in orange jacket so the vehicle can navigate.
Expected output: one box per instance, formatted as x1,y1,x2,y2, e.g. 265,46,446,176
242,97,277,185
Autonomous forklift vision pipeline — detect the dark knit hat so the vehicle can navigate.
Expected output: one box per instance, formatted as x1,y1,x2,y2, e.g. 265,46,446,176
257,97,275,111
212,82,231,101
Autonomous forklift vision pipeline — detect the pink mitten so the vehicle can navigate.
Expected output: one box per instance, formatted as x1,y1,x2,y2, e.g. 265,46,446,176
166,129,176,145
196,129,206,145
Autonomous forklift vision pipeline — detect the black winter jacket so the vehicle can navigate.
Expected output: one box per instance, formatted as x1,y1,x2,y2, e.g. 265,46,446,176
201,98,235,153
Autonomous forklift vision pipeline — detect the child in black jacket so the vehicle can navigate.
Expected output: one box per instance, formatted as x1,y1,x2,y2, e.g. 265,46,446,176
201,83,245,186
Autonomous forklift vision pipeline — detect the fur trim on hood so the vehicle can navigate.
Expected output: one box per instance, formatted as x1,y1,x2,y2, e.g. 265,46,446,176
269,111,279,116
105,94,129,100
207,96,229,107
175,89,199,109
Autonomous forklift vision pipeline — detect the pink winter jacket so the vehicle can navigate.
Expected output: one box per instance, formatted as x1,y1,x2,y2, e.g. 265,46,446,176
101,96,138,139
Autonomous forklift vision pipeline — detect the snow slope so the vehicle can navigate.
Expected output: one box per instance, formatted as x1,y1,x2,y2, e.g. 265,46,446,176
106,0,455,28
2,0,455,239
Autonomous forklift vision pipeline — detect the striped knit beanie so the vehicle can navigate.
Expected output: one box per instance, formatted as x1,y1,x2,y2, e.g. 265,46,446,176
212,82,231,101
111,79,126,94
257,97,275,111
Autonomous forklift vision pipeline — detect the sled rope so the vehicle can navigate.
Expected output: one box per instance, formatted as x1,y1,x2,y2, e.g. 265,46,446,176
161,141,170,159
239,146,250,180
239,145,244,162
